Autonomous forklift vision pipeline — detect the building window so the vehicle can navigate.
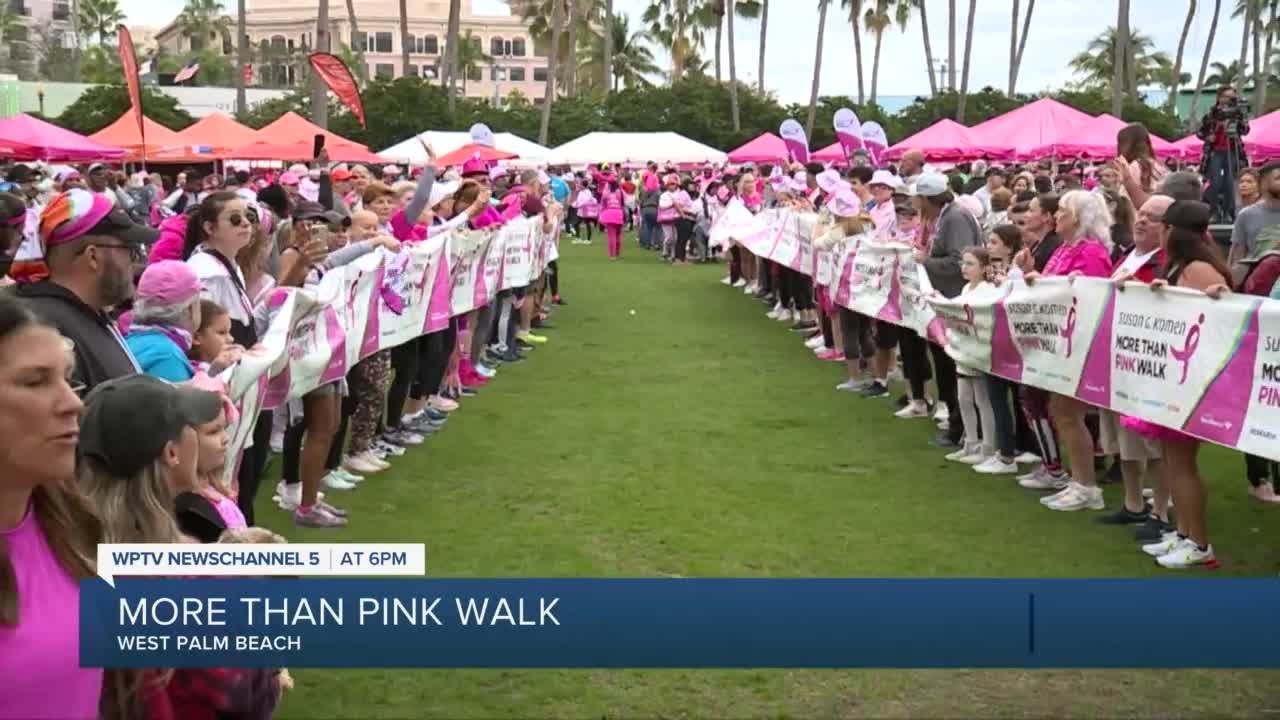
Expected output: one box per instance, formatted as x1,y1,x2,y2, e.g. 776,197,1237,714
52,0,68,20
222,33,232,55
405,34,416,52
508,66,525,82
270,35,287,52
533,67,547,82
406,64,419,76
375,63,394,79
490,36,504,56
423,35,438,54
351,32,366,51
286,39,294,51
510,38,526,57
373,31,392,53
466,65,481,82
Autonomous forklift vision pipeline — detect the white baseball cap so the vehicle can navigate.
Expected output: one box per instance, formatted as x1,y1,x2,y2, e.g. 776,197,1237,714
915,172,948,198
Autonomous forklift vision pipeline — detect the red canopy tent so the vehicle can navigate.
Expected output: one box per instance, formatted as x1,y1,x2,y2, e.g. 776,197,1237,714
881,118,1015,162
726,133,789,163
169,113,261,157
0,114,125,161
88,113,187,161
968,98,1095,160
434,143,517,166
254,112,367,150
225,140,386,164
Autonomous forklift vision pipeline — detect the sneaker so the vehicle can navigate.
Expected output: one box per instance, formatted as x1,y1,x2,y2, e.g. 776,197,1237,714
959,451,988,465
894,399,930,418
275,480,301,511
1094,504,1151,525
500,349,526,363
861,382,890,399
790,320,818,333
345,452,388,474
515,339,536,351
1142,531,1187,557
474,364,497,379
933,404,949,423
429,395,460,413
817,349,846,362
936,418,950,432
766,304,783,320
1134,516,1174,543
459,386,479,398
974,456,1019,475
384,430,425,446
836,378,871,392
805,334,826,349
1021,467,1069,491
928,434,961,450
742,283,755,294
732,278,747,288
517,332,548,345
1156,541,1218,569
372,440,405,457
945,446,976,462
775,309,793,323
317,498,347,518
295,504,348,528
1045,482,1105,511
330,468,365,484
405,417,441,435
323,472,358,491
1249,484,1280,503
721,276,733,285
1015,452,1042,464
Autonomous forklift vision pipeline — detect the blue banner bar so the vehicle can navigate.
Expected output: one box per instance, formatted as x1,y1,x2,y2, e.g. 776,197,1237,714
79,578,1280,668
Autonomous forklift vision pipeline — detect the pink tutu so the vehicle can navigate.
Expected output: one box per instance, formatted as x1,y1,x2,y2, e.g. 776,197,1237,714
1120,415,1195,443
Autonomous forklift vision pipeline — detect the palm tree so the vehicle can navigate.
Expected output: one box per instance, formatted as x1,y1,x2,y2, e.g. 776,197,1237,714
566,0,577,95
520,0,603,91
1168,1,1196,111
840,0,865,103
806,0,830,138
1206,58,1248,86
456,29,491,95
757,0,767,92
910,0,937,96
727,0,744,131
1114,0,1129,115
310,0,329,127
445,0,460,112
581,14,659,91
603,0,613,94
235,0,245,113
176,0,228,54
345,0,365,80
947,0,956,90
1008,0,1034,95
955,0,975,120
644,0,705,83
1236,0,1255,94
1068,26,1172,95
863,0,910,106
538,0,562,144
0,7,23,74
1190,0,1222,124
399,0,410,78
77,0,124,45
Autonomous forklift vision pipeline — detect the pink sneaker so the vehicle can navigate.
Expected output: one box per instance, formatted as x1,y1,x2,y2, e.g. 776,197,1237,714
816,349,846,362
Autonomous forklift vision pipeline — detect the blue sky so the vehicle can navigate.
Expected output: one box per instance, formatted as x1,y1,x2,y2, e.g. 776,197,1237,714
119,0,1251,104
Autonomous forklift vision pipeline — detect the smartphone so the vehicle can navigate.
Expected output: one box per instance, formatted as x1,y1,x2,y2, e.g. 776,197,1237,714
310,223,331,247
313,134,326,159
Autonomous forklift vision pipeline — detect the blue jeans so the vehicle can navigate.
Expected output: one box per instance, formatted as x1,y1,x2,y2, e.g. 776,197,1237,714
639,207,658,248
1206,150,1235,220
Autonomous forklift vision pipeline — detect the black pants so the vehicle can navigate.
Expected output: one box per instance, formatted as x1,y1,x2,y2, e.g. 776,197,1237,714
236,409,273,525
729,246,743,283
674,218,694,261
929,342,963,442
412,326,456,401
838,308,874,361
385,339,421,432
820,311,835,349
898,330,933,400
788,269,813,311
548,259,559,297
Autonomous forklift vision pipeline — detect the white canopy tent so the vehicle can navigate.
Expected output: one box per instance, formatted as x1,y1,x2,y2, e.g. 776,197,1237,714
548,132,728,166
379,130,552,165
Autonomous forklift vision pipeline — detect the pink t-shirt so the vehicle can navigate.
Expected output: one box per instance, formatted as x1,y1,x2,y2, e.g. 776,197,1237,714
0,503,102,720
1042,237,1113,278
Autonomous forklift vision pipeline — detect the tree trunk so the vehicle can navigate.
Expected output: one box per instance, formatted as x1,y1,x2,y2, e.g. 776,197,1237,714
955,0,975,120
806,0,829,138
714,5,722,82
538,0,562,145
311,0,330,128
1125,2,1138,101
920,0,937,95
1007,0,1019,95
603,0,614,95
869,31,882,104
445,0,461,112
1012,0,1034,95
728,0,740,131
71,0,81,79
235,0,247,114
399,0,410,78
1189,0,1221,124
566,0,577,96
1112,0,1127,116
1238,0,1252,87
1261,1,1275,112
1252,6,1264,114
757,0,767,92
851,6,865,103
345,0,366,81
947,0,956,90
1168,0,1196,111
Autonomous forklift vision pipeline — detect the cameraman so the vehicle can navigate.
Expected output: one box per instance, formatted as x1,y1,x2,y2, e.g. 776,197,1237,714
1197,85,1251,221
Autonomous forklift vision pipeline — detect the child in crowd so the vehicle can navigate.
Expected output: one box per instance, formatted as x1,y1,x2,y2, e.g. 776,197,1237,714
175,375,247,543
572,181,598,244
947,248,998,466
189,300,243,375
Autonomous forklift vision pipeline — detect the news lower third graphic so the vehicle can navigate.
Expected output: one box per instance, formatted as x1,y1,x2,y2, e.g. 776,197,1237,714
79,546,1280,670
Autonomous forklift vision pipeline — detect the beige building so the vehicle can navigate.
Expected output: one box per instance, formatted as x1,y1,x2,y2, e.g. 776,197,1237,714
153,0,549,104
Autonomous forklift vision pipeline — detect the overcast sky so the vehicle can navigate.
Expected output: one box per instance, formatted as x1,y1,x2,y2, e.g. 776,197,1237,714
119,0,1250,104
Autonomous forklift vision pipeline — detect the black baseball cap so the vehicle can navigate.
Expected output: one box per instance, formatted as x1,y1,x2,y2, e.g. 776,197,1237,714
6,165,41,184
292,200,350,227
79,374,223,477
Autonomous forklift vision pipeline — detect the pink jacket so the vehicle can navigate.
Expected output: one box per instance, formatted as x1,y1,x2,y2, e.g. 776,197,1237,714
147,215,189,264
1043,238,1113,278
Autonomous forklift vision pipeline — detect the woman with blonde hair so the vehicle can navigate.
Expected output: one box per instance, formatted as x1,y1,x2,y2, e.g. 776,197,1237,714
1025,190,1115,512
0,295,101,720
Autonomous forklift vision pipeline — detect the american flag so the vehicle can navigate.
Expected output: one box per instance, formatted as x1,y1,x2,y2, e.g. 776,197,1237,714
173,58,200,84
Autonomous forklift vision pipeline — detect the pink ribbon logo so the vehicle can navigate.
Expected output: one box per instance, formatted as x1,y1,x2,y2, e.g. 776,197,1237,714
1170,313,1204,385
1061,297,1078,357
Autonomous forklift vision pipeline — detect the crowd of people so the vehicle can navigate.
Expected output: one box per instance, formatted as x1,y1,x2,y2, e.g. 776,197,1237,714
0,144,569,717
695,119,1280,573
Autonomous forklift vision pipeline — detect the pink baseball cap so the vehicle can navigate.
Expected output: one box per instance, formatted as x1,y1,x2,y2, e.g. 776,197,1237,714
136,260,203,306
461,153,490,177
827,189,862,218
279,172,300,187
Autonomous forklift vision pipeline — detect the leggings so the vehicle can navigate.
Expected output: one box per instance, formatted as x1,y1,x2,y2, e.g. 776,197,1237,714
819,310,835,349
674,218,693,260
897,330,933,401
958,374,996,455
660,223,676,257
385,339,421,432
548,259,560,297
347,350,391,455
788,269,813,311
605,223,623,257
838,308,874,361
412,326,457,401
985,374,1018,459
471,303,497,360
929,342,963,442
1020,386,1063,474
729,246,743,283
235,409,273,525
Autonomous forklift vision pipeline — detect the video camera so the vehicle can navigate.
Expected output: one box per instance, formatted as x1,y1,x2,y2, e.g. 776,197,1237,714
1211,96,1252,127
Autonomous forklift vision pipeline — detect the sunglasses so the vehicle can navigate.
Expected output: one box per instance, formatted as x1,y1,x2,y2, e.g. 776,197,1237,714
225,212,258,227
89,241,145,262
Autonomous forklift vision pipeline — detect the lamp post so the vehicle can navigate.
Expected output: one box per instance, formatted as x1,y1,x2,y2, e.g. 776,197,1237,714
492,40,510,107
36,83,45,116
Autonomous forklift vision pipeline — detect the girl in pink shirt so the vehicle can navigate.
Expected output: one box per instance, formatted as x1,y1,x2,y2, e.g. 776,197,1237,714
598,179,626,259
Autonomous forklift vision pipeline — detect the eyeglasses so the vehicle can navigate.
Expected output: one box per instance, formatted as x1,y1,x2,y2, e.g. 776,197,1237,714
91,241,145,262
225,212,258,227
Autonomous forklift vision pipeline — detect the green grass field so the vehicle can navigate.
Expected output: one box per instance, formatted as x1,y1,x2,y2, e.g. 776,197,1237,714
265,237,1280,718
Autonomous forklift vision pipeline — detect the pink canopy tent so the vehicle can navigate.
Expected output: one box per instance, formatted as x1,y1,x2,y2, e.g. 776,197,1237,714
1025,113,1180,160
969,98,1095,159
0,113,126,162
811,142,846,163
727,133,790,163
1173,108,1280,163
880,118,1015,162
